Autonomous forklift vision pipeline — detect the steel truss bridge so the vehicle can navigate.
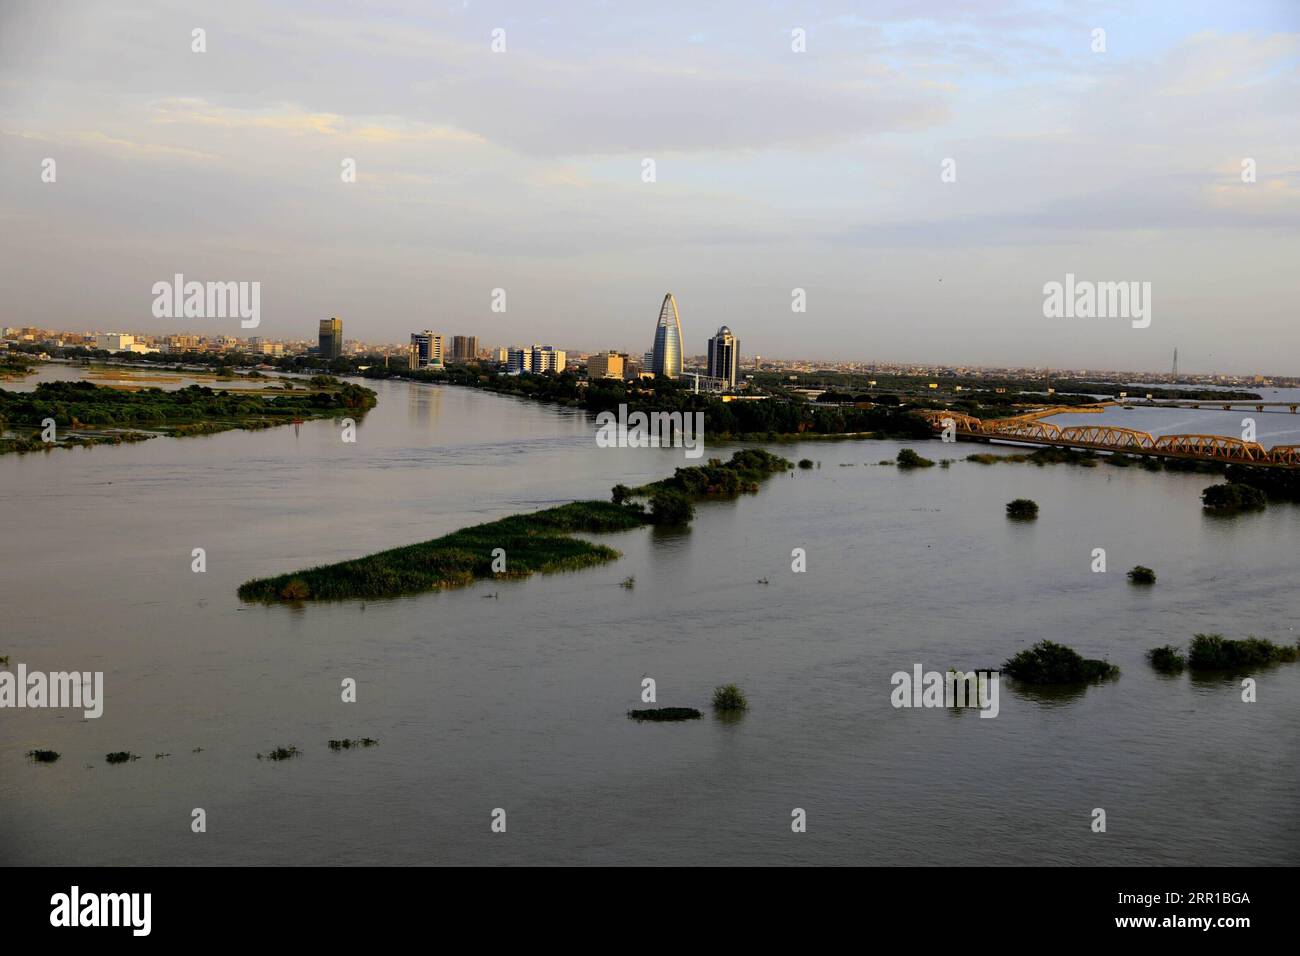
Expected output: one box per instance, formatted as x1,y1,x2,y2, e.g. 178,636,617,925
917,406,1300,468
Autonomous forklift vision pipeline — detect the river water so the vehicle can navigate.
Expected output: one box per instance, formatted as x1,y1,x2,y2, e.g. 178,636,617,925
3,367,1298,865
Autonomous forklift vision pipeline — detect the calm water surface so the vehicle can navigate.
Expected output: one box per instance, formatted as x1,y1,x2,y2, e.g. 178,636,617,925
3,368,1298,865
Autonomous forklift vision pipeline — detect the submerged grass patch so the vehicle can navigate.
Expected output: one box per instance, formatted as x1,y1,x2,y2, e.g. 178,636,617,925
627,707,703,722
1002,640,1119,684
257,745,300,761
328,738,379,750
104,751,140,764
239,450,790,603
26,749,60,763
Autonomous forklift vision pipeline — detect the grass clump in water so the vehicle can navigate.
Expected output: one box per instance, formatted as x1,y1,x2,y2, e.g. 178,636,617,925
627,707,703,722
328,738,379,750
104,751,140,764
1127,565,1156,585
1002,640,1119,684
711,683,749,712
257,745,301,761
26,749,60,763
1005,498,1039,519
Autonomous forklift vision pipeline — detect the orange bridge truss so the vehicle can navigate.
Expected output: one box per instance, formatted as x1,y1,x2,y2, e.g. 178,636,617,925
917,409,1300,468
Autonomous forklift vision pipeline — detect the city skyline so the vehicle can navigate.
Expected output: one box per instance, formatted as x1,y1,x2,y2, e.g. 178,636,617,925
1,1,1297,374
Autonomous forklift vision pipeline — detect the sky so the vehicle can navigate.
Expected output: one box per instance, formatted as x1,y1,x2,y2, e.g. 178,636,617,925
0,0,1297,374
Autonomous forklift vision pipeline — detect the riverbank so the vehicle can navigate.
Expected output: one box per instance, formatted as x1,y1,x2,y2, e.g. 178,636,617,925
0,377,376,454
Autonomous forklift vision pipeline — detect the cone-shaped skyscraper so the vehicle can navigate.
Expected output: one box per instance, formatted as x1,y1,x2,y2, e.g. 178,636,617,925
651,293,683,379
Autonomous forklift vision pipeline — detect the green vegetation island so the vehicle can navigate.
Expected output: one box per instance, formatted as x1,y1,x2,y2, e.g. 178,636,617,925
0,376,376,455
239,449,791,603
1147,634,1299,673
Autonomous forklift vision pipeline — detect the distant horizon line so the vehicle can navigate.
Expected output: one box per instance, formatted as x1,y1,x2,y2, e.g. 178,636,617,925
11,324,1298,383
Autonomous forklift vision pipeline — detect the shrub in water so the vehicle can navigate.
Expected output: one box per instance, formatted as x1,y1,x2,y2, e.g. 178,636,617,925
649,489,694,525
1002,640,1118,684
105,751,140,764
1201,483,1266,513
896,448,935,469
1006,498,1039,519
26,749,60,763
798,458,814,469
1146,645,1186,673
1187,634,1299,670
1127,566,1156,585
712,683,748,711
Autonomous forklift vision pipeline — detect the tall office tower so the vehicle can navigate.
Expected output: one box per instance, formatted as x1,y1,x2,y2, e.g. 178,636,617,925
587,351,626,379
650,293,683,379
409,331,445,369
707,325,739,388
452,335,479,362
506,347,528,372
318,317,343,359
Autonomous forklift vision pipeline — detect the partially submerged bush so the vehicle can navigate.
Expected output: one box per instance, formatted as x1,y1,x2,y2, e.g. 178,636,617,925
26,749,60,763
1006,498,1039,519
1127,565,1156,585
328,738,379,750
627,707,703,722
649,489,694,525
798,458,814,469
1187,633,1299,670
1002,640,1118,684
1146,645,1186,673
279,578,310,601
896,448,935,469
1201,483,1267,513
711,683,748,711
104,751,140,764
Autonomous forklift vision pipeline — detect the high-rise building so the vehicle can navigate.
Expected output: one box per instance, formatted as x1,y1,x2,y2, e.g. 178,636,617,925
409,331,446,369
587,351,626,380
707,325,739,389
452,335,479,363
650,293,683,378
508,345,567,374
318,317,343,359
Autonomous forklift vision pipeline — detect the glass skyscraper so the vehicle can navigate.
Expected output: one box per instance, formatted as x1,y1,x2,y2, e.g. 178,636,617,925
651,293,683,379
707,325,739,388
318,317,343,359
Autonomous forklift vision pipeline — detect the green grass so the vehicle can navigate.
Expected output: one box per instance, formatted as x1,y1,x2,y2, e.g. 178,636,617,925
240,450,791,603
1002,640,1119,684
627,707,703,721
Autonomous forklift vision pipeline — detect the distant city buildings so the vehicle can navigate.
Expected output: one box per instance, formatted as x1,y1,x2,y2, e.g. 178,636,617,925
409,331,445,369
508,345,567,374
451,335,479,363
95,333,158,354
650,293,683,378
587,351,626,380
318,317,343,359
707,325,739,389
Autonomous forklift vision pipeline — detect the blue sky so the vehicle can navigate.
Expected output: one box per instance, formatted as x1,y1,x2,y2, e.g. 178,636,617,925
1,0,1297,373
